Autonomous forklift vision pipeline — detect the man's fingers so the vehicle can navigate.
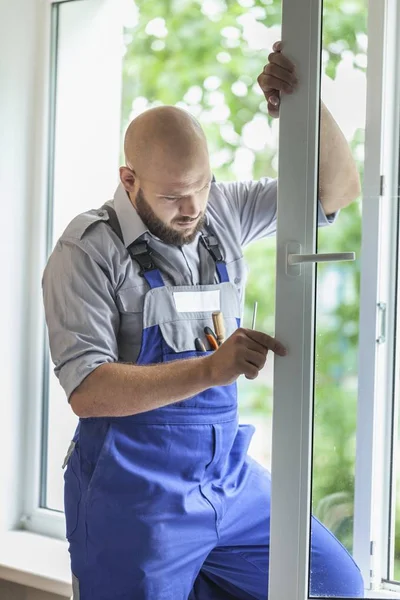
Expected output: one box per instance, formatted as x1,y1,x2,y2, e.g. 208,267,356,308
258,71,297,95
258,76,294,98
242,338,271,356
267,51,296,74
268,108,280,119
268,93,280,106
266,93,280,118
256,40,298,119
243,329,287,356
244,368,260,381
242,348,267,371
273,40,283,52
264,63,298,87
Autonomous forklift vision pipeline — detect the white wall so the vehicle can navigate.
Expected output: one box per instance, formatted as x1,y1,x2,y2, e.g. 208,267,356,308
0,0,44,532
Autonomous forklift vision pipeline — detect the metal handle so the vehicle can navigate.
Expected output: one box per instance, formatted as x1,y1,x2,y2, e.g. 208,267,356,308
286,242,356,276
288,252,355,265
376,302,387,344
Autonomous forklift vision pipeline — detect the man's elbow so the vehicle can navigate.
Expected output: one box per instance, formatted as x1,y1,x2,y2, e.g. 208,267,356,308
69,370,99,418
340,154,362,206
70,386,91,418
348,173,362,203
321,175,361,215
339,181,361,209
69,363,113,417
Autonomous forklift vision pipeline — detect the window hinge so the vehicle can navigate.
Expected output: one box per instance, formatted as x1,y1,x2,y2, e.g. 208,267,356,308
370,540,376,587
376,302,387,344
380,175,385,196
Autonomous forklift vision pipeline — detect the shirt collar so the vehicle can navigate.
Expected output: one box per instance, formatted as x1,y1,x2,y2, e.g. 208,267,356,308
112,181,211,248
113,183,149,247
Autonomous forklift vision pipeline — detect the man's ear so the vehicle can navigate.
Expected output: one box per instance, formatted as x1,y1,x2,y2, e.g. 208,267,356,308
120,166,136,191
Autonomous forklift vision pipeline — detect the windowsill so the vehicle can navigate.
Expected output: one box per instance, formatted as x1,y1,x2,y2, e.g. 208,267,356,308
2,530,400,600
366,591,400,599
0,530,72,597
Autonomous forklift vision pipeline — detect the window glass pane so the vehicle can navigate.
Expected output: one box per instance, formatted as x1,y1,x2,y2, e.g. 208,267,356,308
43,0,124,511
42,6,373,600
45,360,78,510
43,0,280,509
390,118,400,581
310,0,367,595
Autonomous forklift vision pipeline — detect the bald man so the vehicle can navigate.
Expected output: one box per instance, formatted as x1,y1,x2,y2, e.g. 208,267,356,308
43,44,363,600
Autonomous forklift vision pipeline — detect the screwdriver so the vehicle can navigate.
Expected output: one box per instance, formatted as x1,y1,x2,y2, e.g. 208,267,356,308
212,311,225,345
204,327,219,351
195,338,207,352
251,301,258,330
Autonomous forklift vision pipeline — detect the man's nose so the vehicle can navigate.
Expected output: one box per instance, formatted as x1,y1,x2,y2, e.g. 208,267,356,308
179,196,200,218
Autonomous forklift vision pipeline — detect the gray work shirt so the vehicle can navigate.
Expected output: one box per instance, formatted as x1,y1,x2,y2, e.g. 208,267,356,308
42,178,337,400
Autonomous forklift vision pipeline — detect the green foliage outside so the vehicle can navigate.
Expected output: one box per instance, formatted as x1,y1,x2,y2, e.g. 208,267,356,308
121,0,400,576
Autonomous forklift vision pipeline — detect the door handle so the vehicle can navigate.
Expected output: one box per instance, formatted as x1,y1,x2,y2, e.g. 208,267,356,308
286,242,355,275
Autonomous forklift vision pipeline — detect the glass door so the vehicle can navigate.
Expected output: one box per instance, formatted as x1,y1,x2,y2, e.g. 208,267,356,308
269,0,369,598
269,0,325,596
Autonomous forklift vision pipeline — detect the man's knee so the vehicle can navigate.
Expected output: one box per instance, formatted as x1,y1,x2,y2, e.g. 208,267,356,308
310,519,364,597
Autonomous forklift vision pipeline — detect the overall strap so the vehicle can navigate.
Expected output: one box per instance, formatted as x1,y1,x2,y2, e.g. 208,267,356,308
101,204,164,289
127,242,164,289
198,175,229,284
102,202,228,286
200,227,229,284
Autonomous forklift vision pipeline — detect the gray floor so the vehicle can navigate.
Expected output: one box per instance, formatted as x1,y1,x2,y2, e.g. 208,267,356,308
0,580,68,600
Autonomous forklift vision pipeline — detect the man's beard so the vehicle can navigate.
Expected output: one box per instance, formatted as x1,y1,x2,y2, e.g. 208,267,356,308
135,187,205,246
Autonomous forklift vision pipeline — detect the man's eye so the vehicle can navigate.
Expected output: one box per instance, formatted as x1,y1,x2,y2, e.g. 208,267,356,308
163,197,178,201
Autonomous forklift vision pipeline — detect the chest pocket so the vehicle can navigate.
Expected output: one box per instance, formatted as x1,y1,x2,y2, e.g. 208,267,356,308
159,314,239,357
143,281,241,359
116,284,147,363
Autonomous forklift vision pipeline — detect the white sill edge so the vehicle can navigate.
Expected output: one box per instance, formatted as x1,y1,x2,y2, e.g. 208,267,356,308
2,531,400,600
0,530,71,597
365,590,400,598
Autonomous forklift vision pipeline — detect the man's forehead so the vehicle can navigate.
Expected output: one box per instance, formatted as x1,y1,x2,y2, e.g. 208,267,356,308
152,173,212,196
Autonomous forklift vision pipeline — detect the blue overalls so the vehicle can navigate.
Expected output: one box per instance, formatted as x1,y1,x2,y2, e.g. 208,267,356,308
64,210,364,599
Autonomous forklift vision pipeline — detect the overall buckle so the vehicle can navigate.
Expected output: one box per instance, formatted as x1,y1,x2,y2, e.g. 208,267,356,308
201,234,224,263
128,242,156,275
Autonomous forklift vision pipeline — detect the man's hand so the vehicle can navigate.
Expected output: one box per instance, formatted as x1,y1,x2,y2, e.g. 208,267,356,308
205,328,287,387
257,40,298,119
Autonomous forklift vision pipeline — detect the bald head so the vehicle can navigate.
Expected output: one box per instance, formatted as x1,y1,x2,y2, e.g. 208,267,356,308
124,106,209,180
120,106,212,247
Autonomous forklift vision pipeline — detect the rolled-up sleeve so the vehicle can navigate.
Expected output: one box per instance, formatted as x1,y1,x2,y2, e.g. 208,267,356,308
42,239,120,400
219,178,339,246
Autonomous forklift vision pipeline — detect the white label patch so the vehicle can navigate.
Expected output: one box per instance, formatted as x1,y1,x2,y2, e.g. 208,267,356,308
173,290,221,313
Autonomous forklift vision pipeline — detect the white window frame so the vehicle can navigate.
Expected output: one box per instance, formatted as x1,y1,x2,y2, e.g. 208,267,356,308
374,0,400,589
21,0,65,541
270,0,400,598
22,0,124,541
353,0,400,595
0,0,74,593
268,0,322,596
353,0,389,588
